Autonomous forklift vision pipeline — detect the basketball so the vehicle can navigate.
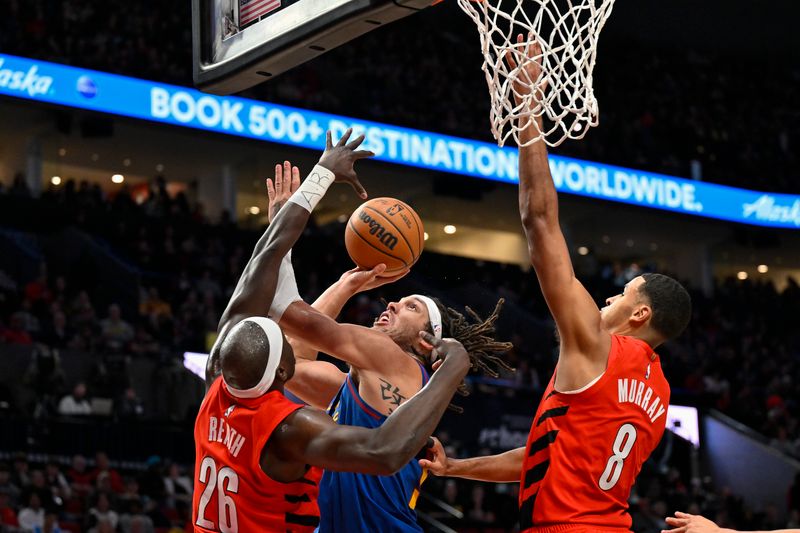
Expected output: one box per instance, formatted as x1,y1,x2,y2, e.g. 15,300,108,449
344,197,424,276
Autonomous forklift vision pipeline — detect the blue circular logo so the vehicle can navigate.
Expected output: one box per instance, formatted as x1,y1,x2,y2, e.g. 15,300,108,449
76,76,97,98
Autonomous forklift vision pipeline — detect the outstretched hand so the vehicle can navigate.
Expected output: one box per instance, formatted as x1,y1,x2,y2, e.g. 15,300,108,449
266,160,301,223
339,264,409,294
505,34,548,108
662,512,728,533
317,128,375,199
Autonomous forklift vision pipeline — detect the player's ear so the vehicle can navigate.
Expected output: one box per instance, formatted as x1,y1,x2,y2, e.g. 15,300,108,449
630,304,651,327
413,336,434,361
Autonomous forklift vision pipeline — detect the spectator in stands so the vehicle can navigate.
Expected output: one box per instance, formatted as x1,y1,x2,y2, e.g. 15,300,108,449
24,470,55,510
91,453,124,494
86,493,118,531
24,344,65,402
50,276,69,309
466,484,495,525
139,287,172,325
12,454,30,488
0,491,18,529
1,314,33,344
17,492,44,532
69,291,96,329
115,386,145,420
66,455,93,498
38,510,63,533
100,303,134,352
0,463,21,505
44,461,71,502
129,325,160,358
42,311,72,349
163,463,191,508
117,478,142,515
13,300,41,336
137,457,165,504
24,265,51,306
58,383,91,416
119,500,154,533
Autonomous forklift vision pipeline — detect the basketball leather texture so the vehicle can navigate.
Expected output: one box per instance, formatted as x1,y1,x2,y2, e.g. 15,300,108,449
344,198,424,276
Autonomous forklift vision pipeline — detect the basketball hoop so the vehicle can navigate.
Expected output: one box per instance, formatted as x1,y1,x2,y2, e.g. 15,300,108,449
454,0,615,147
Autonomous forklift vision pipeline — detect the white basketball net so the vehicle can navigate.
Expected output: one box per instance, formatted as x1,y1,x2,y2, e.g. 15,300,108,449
455,0,615,147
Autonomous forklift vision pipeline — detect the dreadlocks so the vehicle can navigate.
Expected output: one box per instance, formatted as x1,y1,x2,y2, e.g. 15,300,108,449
431,297,514,412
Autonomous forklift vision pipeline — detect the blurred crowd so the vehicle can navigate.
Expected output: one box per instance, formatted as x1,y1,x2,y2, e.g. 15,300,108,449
0,452,192,533
1,1,798,193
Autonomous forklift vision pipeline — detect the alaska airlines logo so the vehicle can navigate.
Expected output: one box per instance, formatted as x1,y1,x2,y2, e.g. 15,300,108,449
358,210,399,250
0,58,53,97
742,195,800,226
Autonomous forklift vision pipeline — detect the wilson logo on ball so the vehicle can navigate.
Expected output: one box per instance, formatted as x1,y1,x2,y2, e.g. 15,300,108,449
358,210,399,250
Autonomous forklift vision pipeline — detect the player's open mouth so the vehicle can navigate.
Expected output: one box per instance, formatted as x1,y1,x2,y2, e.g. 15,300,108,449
375,312,392,326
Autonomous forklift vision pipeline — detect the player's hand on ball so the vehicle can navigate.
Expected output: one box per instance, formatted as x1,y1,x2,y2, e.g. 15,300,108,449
418,437,450,476
662,512,727,533
266,160,301,223
339,264,409,294
318,128,374,199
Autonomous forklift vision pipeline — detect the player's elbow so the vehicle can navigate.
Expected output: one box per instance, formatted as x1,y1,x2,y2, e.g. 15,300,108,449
520,209,553,235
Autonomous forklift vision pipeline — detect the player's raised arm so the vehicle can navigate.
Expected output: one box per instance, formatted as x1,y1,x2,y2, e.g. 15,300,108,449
205,130,373,388
279,300,419,376
418,437,524,483
509,36,610,387
269,334,471,475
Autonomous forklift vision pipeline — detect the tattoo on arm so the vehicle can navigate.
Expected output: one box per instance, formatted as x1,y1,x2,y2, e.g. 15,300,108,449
379,378,406,414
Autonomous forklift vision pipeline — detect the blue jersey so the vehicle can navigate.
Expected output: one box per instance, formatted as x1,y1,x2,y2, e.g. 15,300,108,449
318,365,429,533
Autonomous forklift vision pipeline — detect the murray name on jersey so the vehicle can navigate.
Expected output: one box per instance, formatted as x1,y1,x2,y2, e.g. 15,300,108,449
617,378,666,424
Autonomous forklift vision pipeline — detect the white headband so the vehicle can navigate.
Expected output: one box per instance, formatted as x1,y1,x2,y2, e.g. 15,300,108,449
223,317,284,399
411,294,442,340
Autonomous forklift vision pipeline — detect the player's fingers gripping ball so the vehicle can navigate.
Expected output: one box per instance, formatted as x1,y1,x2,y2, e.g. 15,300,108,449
344,197,424,277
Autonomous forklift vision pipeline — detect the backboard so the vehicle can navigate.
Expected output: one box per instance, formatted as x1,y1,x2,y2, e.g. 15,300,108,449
192,0,433,95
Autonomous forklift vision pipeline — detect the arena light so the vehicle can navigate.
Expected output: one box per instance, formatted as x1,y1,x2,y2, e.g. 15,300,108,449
577,246,589,256
737,271,748,280
50,176,62,186
757,264,768,273
443,225,457,235
424,232,429,241
248,206,261,215
111,174,124,184
57,148,66,157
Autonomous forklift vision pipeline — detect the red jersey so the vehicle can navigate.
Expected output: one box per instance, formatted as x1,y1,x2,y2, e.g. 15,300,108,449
519,335,670,532
192,377,322,533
